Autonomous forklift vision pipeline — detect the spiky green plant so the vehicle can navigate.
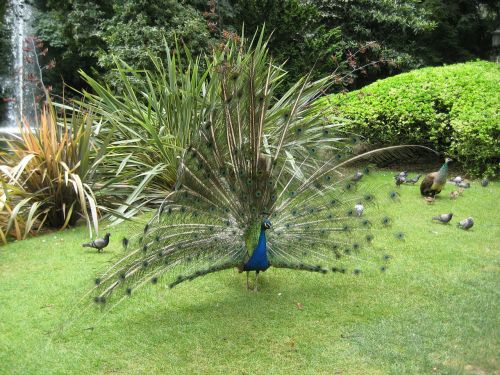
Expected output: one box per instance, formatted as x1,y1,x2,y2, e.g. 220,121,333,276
77,31,346,220
77,43,208,220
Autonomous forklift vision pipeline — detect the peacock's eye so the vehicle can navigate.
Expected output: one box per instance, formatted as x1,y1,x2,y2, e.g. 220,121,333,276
395,232,405,240
364,194,374,202
382,217,391,226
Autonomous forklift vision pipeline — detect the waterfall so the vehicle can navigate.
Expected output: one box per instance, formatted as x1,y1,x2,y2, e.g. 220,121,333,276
0,0,36,133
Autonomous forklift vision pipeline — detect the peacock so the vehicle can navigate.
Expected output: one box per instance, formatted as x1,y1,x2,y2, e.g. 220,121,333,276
86,34,434,309
420,158,452,197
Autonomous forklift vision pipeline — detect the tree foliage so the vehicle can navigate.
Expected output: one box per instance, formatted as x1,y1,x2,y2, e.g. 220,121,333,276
234,0,435,87
416,0,500,64
29,0,500,93
34,0,211,90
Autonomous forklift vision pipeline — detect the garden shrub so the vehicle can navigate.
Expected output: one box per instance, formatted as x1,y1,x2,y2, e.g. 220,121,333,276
322,61,500,177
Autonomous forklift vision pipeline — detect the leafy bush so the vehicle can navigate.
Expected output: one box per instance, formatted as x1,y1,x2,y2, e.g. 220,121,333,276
322,61,500,177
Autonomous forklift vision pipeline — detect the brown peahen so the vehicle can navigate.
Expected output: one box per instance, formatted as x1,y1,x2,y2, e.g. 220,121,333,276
420,158,452,197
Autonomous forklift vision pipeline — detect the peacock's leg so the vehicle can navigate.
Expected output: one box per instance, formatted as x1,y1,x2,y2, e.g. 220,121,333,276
254,271,260,292
246,271,250,290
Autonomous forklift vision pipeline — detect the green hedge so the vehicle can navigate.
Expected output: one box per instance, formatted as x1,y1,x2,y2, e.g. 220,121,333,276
322,61,500,177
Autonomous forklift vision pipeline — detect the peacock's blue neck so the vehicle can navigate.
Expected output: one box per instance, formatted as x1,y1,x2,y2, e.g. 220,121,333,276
243,228,270,271
435,161,449,184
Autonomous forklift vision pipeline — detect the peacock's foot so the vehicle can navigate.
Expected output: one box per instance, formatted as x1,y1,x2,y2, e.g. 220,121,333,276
253,272,259,292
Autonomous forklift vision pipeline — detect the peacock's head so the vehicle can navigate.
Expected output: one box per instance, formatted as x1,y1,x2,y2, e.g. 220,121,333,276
261,219,272,230
445,157,453,163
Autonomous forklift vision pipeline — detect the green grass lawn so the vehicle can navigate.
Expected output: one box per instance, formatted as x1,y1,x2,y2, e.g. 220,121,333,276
1,171,498,374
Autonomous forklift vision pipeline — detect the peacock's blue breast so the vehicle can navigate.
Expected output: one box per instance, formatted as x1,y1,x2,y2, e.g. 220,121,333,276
243,230,270,271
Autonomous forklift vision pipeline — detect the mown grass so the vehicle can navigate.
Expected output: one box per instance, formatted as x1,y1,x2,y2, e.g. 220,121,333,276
0,171,498,374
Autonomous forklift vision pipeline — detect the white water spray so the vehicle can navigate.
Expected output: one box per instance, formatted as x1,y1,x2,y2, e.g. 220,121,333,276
1,0,35,133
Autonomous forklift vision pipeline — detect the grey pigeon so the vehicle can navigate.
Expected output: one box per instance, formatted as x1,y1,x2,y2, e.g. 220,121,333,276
457,181,470,189
432,213,453,223
481,178,489,187
354,203,364,217
395,175,406,187
457,217,474,230
351,171,363,182
405,174,422,185
83,233,111,252
394,171,408,179
450,176,463,185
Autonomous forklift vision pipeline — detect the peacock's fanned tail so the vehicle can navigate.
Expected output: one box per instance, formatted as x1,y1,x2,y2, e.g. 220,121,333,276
87,33,429,309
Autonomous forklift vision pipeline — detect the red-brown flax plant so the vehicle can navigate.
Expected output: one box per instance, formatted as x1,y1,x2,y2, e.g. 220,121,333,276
0,98,103,241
